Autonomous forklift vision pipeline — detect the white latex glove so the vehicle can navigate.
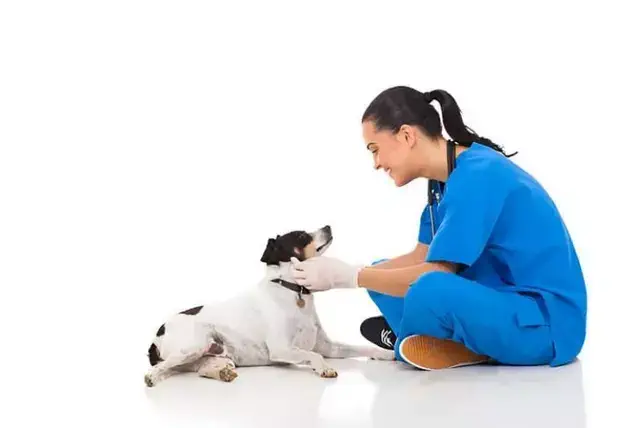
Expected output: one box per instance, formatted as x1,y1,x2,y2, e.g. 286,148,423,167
290,256,363,291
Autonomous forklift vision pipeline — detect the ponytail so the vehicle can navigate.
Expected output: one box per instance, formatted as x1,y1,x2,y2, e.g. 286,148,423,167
362,86,516,157
425,90,516,157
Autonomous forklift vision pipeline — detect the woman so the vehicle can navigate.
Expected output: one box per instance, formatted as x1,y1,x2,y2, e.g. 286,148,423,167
291,87,587,370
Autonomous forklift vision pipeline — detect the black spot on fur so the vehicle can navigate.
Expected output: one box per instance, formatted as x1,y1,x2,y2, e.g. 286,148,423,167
180,305,203,316
156,324,165,336
148,343,163,366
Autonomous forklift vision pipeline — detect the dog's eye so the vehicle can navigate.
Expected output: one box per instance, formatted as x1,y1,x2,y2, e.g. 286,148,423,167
297,233,311,245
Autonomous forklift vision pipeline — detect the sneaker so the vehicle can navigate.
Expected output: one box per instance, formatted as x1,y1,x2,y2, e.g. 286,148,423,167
360,316,396,350
398,335,490,370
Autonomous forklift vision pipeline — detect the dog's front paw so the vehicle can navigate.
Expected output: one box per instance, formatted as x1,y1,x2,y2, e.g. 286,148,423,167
318,368,338,378
369,349,395,361
144,373,156,387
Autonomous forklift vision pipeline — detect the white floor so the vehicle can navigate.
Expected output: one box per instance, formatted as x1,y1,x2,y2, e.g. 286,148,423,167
138,358,589,428
78,332,635,428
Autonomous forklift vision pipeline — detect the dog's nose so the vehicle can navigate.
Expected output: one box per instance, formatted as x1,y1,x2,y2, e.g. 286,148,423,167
323,225,332,235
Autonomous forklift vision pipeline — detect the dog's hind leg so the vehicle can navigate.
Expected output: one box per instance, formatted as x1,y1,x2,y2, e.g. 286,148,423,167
197,356,238,382
144,347,204,387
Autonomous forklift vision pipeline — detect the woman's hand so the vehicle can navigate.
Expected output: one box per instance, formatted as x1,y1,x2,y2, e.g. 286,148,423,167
290,256,363,291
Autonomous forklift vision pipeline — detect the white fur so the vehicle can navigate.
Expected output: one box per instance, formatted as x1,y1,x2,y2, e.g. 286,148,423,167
145,238,394,386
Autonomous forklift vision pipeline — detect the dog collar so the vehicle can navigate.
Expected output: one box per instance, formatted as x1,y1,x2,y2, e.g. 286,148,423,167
271,278,311,308
271,278,311,295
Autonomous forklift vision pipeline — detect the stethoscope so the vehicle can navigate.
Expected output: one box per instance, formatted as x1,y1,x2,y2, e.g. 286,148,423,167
427,140,458,240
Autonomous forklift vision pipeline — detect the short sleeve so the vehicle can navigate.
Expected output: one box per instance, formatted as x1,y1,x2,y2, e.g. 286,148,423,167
426,171,510,267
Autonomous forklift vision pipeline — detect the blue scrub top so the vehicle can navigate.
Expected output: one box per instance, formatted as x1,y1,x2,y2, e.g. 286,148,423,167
418,143,587,366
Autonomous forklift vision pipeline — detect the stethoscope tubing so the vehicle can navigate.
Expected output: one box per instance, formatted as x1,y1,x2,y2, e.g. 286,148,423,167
428,140,457,241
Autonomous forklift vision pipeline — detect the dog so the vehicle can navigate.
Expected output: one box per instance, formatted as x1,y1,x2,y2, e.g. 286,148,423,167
144,225,394,386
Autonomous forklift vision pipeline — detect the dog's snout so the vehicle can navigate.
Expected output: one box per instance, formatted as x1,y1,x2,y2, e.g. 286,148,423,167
322,225,332,235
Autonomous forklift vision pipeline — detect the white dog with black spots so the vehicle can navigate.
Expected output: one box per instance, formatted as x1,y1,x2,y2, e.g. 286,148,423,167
145,225,394,386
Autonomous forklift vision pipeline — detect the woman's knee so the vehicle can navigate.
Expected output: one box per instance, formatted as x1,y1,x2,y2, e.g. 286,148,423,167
409,270,457,295
405,271,459,313
367,288,384,300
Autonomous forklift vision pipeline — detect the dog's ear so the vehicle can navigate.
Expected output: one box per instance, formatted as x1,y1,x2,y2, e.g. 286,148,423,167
260,236,284,265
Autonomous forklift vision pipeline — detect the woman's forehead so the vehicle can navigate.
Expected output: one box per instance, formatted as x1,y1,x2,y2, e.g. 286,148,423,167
362,121,392,143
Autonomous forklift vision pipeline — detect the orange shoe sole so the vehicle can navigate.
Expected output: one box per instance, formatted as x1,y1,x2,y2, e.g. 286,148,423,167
399,335,490,370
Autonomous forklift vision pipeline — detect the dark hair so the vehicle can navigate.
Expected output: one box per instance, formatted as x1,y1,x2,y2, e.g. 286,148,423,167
361,86,515,156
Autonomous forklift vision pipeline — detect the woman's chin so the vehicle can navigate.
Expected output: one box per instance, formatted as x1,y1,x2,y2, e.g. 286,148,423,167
390,171,415,187
391,174,409,187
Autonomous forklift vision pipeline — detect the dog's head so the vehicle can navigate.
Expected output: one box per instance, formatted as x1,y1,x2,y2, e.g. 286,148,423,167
260,225,333,265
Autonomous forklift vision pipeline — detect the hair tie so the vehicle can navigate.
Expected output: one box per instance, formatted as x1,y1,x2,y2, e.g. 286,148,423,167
423,91,433,103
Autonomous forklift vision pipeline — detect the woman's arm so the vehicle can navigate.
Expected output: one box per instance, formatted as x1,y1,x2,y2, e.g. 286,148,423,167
369,243,428,270
357,260,456,297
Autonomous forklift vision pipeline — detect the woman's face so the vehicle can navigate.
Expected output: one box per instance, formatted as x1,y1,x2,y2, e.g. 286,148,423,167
362,120,417,187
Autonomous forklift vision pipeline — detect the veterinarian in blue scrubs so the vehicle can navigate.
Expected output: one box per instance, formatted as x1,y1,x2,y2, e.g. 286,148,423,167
291,87,587,370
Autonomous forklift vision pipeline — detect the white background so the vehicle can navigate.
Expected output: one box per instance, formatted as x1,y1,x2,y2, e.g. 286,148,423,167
1,1,638,427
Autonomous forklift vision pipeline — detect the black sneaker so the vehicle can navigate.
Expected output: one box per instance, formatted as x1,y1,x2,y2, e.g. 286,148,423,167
360,316,396,350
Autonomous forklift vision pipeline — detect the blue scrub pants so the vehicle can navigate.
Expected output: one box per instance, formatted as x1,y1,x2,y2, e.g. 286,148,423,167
368,260,555,365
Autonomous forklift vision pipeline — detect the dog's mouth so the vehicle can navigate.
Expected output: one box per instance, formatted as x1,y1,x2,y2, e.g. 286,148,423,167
316,237,333,253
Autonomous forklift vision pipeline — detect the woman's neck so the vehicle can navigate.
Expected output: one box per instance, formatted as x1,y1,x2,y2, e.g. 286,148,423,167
416,137,468,182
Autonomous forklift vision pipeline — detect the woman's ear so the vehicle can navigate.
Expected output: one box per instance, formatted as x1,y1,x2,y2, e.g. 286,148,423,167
398,124,418,148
